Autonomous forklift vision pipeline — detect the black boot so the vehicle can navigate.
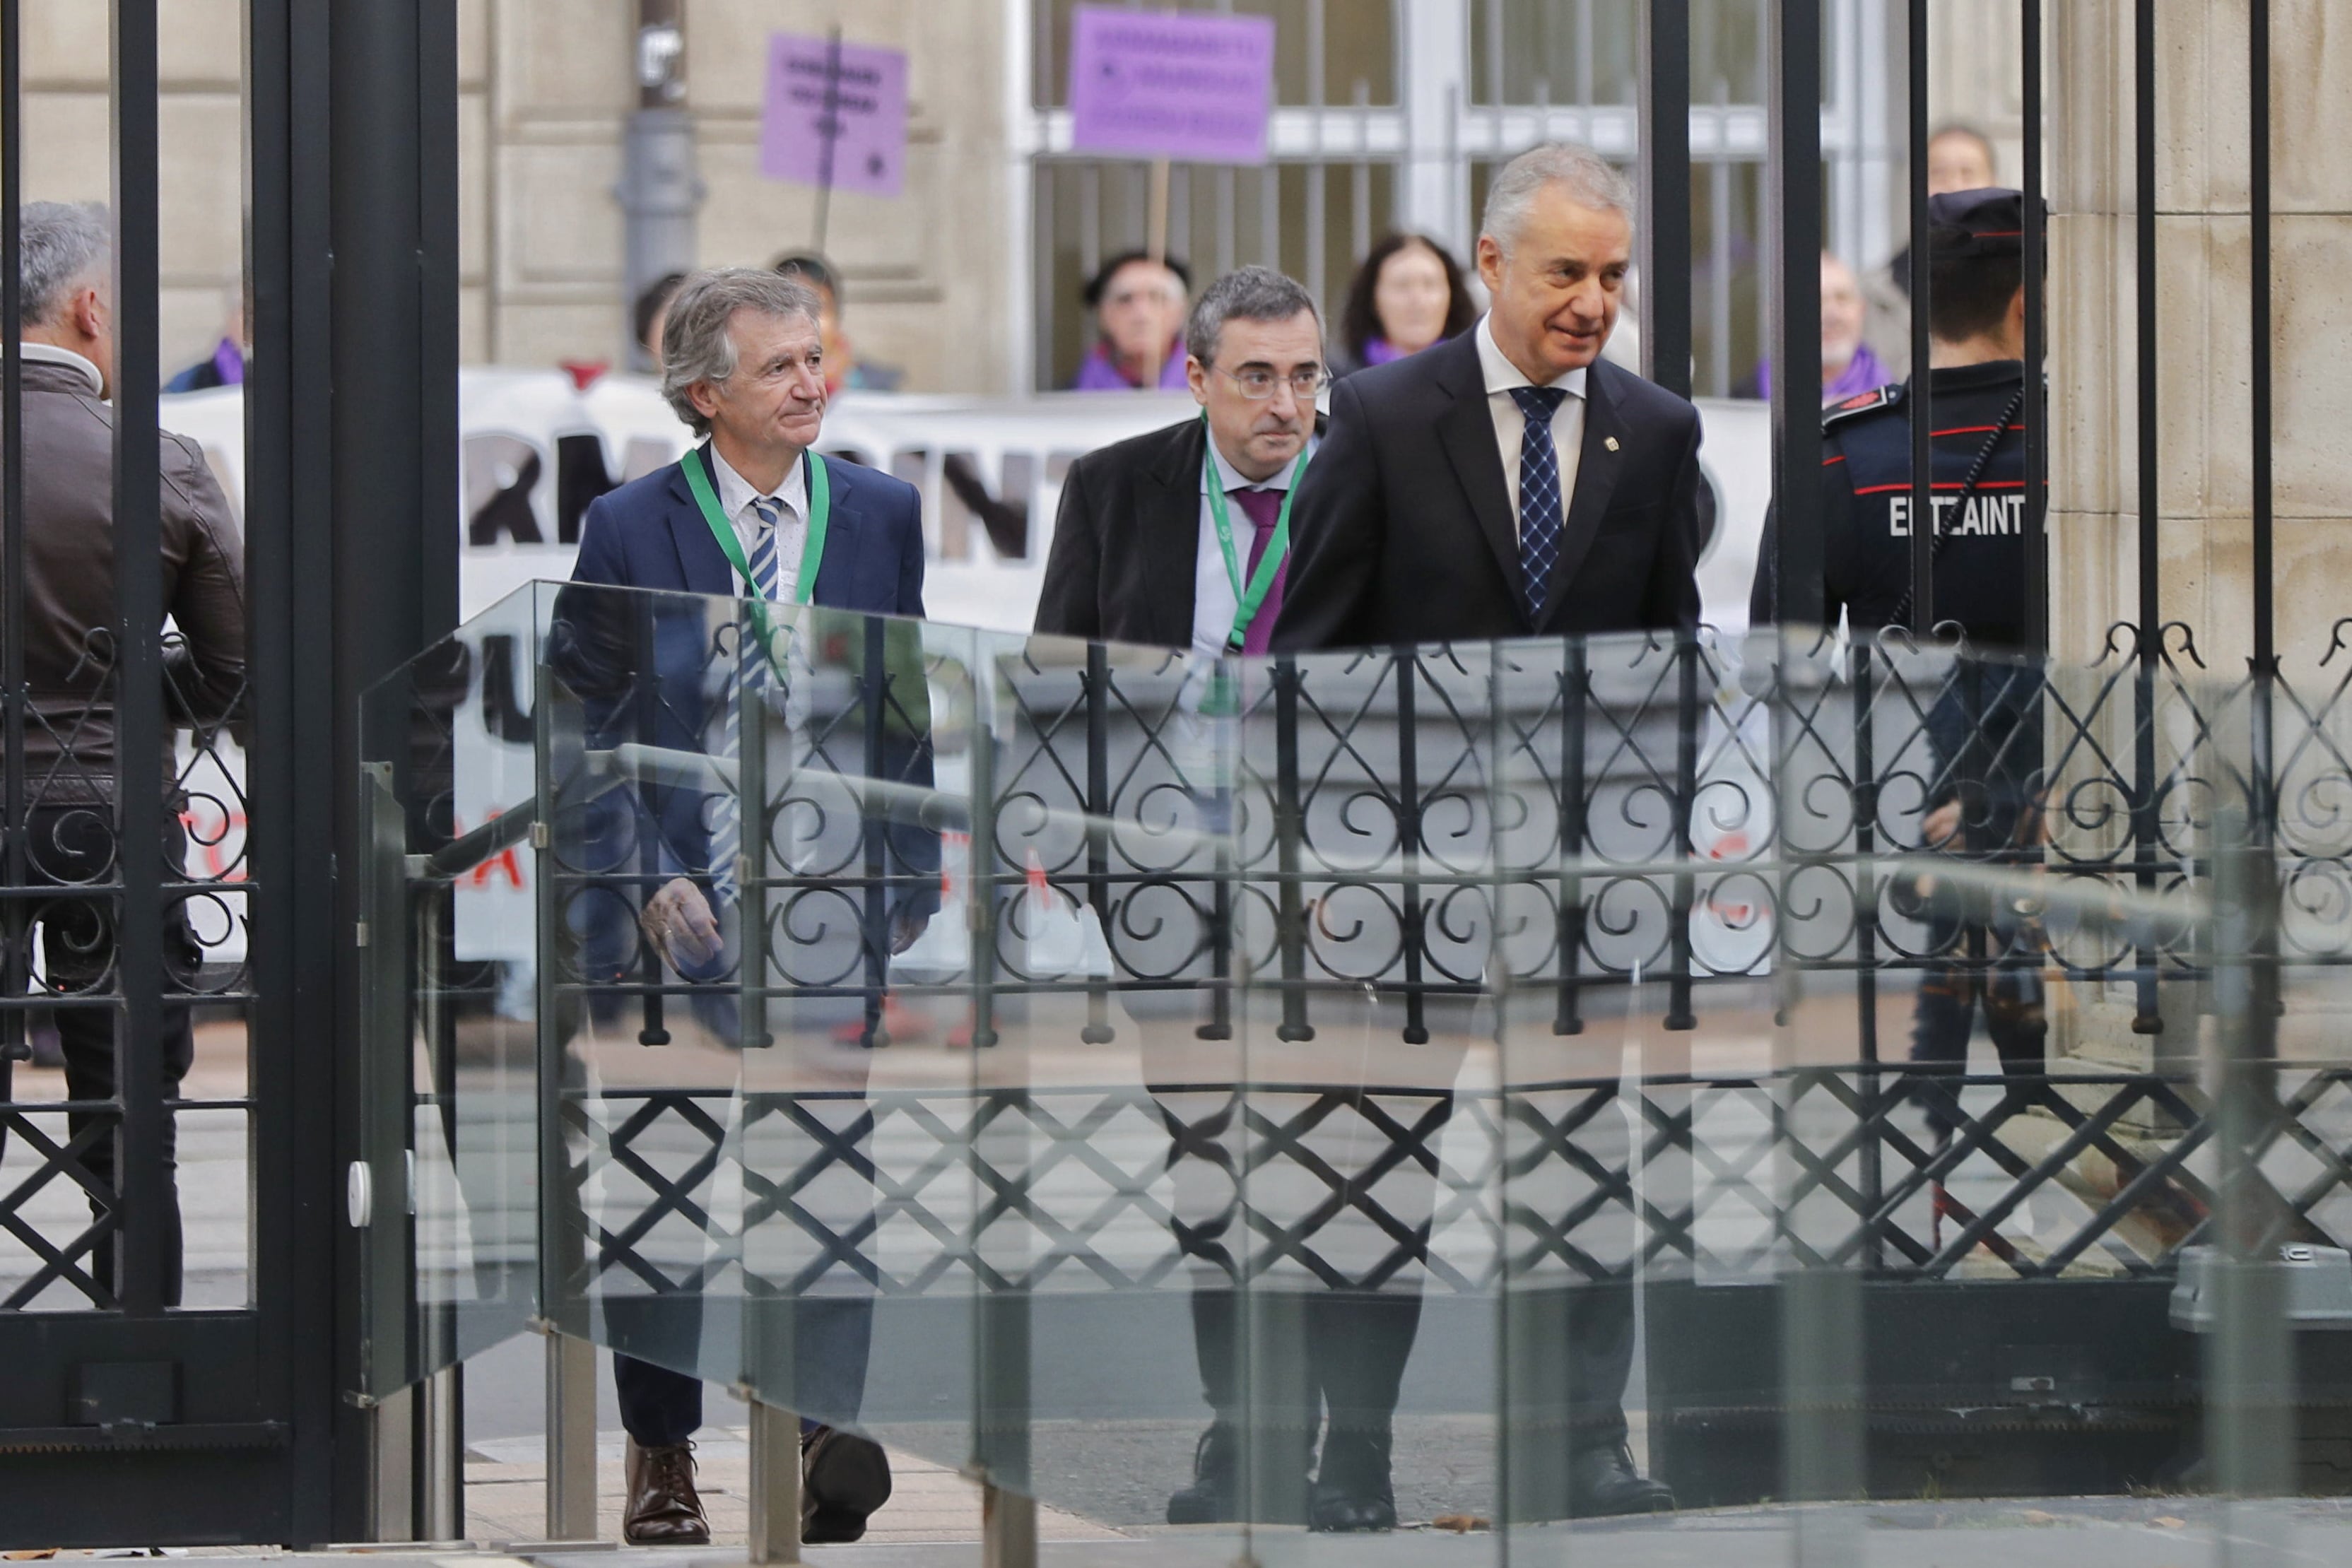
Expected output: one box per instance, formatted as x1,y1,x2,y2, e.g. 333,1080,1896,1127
1166,1422,1242,1524
1311,1427,1396,1532
1566,1441,1674,1516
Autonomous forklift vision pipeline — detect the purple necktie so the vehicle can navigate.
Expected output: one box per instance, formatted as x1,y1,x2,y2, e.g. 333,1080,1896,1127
1232,485,1287,656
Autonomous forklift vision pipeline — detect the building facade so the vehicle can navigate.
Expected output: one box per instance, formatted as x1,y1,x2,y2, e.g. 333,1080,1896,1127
24,0,2029,399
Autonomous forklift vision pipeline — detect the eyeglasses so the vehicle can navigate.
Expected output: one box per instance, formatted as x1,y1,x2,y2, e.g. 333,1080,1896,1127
1211,363,1330,401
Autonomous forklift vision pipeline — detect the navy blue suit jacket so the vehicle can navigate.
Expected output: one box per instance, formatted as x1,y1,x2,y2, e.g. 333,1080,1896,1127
570,440,927,613
550,442,939,979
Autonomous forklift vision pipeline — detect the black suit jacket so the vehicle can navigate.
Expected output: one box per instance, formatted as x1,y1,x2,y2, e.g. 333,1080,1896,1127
1269,331,1703,650
1033,413,1327,650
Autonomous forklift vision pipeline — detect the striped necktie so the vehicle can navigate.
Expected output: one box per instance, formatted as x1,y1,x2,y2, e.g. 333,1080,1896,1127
711,497,784,904
1511,385,1570,619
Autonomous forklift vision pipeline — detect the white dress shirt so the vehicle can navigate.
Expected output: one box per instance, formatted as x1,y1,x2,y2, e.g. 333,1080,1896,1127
708,444,811,600
1192,431,1317,654
20,341,105,398
1474,312,1588,536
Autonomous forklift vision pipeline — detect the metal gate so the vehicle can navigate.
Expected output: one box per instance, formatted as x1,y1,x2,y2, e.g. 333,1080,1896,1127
0,1,455,1545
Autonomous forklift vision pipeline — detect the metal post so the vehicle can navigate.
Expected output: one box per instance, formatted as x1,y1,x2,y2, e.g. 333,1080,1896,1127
1273,656,1312,1042
2247,0,2275,844
328,1,464,1528
1640,0,1693,399
2020,0,2048,655
418,1364,464,1541
1082,643,1114,1043
543,1329,599,1540
2128,0,2162,1036
746,1398,803,1564
1768,1,1860,1549
367,1385,417,1541
246,0,344,1537
981,1482,1037,1568
2208,806,2291,1503
112,0,168,1319
1,0,24,1100
1768,0,1825,630
1905,0,1934,635
622,0,701,372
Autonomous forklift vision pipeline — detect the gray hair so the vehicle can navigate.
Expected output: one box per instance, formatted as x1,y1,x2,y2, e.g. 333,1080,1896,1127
1480,143,1635,251
657,267,824,435
19,201,112,329
1184,266,1322,370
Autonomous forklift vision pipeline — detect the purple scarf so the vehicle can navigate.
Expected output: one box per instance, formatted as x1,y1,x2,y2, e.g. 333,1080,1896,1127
1070,339,1188,392
1755,341,1889,404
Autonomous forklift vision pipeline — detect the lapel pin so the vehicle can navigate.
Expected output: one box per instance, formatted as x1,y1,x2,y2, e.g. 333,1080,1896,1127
1604,436,1621,452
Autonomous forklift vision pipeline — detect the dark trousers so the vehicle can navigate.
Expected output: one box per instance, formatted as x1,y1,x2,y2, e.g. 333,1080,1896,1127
611,1296,877,1448
8,805,200,1306
1907,910,2046,1136
1187,1287,1430,1443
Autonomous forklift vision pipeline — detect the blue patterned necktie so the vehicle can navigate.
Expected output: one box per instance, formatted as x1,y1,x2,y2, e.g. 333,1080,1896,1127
711,497,784,904
1510,385,1570,618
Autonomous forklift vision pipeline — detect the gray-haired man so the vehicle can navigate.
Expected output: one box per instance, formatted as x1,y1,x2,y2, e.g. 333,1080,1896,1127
561,266,929,1548
1273,141,1704,651
4,201,245,1309
1271,143,1685,1518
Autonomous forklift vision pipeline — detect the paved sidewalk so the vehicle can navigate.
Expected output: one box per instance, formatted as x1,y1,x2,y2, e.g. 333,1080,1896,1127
459,1431,1123,1550
18,1495,2352,1564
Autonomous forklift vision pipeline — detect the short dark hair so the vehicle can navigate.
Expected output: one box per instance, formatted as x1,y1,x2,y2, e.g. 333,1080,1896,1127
1925,243,2022,342
1184,266,1322,369
770,252,842,311
1081,249,1191,309
1338,233,1474,364
633,271,686,353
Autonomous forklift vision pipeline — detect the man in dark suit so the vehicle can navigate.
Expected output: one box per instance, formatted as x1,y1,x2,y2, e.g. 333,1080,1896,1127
1035,264,1324,654
1273,143,1686,1519
1272,148,1703,652
560,268,925,1547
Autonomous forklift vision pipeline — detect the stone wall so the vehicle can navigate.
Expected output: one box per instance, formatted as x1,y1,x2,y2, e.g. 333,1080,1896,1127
456,0,1018,389
2049,0,2350,680
19,0,1016,392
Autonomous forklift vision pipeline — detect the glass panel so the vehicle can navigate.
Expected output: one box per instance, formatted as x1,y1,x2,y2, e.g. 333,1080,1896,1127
355,581,548,1396
350,595,2352,1555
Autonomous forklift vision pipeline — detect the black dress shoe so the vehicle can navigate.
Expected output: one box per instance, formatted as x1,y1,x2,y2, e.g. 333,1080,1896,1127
1566,1442,1674,1517
801,1425,893,1544
623,1438,711,1545
1165,1422,1240,1524
1310,1429,1396,1533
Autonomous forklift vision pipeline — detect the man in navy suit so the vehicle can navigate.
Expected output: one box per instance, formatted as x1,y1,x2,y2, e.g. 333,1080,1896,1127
558,268,926,1547
1273,144,1683,1521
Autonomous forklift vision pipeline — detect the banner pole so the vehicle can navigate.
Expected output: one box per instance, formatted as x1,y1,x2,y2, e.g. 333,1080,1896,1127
811,21,844,254
1143,155,1172,386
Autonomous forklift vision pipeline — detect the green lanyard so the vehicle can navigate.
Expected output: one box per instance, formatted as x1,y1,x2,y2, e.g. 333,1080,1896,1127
681,444,831,606
1201,414,1310,652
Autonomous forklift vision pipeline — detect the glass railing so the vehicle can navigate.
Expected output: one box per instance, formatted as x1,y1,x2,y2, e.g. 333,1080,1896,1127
360,584,2351,1557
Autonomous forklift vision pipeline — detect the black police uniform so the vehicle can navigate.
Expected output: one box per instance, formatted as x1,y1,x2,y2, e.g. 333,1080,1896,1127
1748,189,2047,1134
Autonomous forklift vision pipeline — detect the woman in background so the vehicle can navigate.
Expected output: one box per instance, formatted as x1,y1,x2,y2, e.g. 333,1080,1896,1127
1331,232,1476,379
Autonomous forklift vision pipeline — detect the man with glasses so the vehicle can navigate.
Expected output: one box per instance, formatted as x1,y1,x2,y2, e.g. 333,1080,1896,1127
1035,265,1324,654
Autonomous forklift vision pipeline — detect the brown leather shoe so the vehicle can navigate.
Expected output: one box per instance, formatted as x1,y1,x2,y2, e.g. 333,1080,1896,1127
623,1438,711,1545
801,1425,892,1545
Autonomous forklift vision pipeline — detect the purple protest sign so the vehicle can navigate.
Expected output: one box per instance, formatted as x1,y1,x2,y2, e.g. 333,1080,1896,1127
1067,6,1276,165
761,33,908,198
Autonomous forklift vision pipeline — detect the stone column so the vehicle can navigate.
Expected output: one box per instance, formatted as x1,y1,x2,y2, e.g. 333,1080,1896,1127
2047,0,2352,1072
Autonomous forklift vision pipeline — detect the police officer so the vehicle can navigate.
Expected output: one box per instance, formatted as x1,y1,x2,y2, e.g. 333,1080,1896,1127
1751,187,2045,1140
